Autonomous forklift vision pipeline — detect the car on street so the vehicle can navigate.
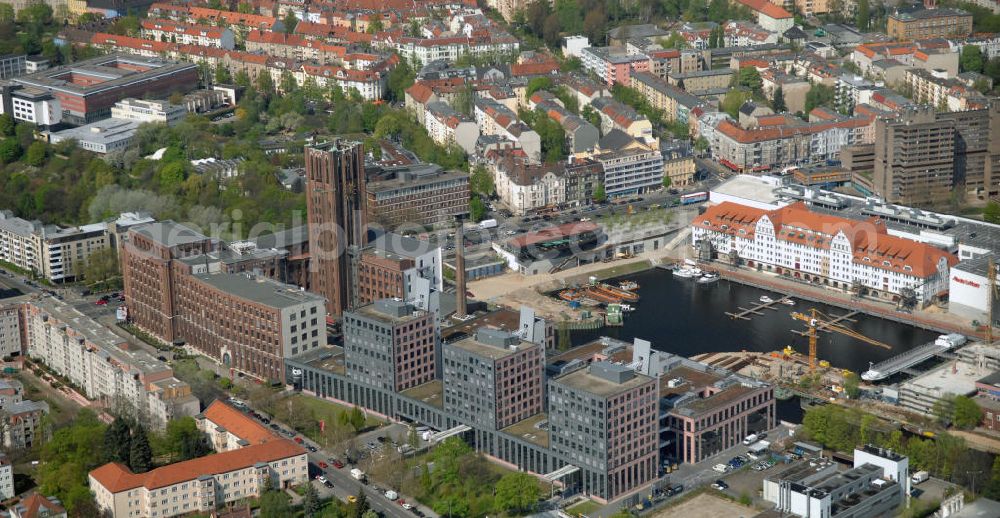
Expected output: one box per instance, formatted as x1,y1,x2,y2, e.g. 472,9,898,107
269,423,280,430
332,459,345,469
324,480,334,488
307,445,318,452
712,480,729,490
316,475,328,484
294,437,304,444
318,461,328,469
96,299,108,305
713,463,729,473
401,502,413,510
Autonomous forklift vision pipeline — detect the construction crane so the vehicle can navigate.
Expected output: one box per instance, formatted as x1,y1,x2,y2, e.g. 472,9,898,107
791,308,892,371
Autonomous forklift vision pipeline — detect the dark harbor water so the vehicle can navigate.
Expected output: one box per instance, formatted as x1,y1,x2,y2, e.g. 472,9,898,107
571,268,940,375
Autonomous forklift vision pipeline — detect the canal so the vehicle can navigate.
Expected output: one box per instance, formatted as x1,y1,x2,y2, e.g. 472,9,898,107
570,268,940,375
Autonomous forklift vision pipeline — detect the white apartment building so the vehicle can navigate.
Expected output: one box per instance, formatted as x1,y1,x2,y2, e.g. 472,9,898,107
386,35,519,66
1,87,61,126
22,298,199,428
90,439,308,518
0,210,110,283
197,399,278,452
0,454,12,500
111,98,187,126
48,118,140,155
140,19,235,49
424,101,479,155
691,201,957,304
473,98,541,163
492,158,567,216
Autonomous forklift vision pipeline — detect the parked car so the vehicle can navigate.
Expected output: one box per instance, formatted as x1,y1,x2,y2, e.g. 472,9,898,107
318,461,328,469
294,437,304,444
324,480,334,488
332,459,345,469
316,475,328,484
712,480,729,490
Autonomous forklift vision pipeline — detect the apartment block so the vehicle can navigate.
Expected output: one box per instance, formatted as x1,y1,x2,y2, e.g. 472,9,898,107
873,108,957,206
0,304,22,358
3,399,47,449
343,299,437,392
111,98,187,126
580,46,650,87
365,163,470,230
140,18,235,49
23,297,199,428
0,55,26,79
423,101,479,155
887,8,972,40
549,361,658,502
7,494,66,518
305,140,368,317
587,131,664,198
197,399,278,452
0,454,11,500
0,210,109,283
0,378,22,409
474,97,541,163
630,72,705,124
90,439,308,518
443,328,544,431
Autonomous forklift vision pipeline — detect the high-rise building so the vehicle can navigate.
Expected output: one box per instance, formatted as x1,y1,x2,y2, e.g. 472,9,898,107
873,108,956,206
343,299,437,392
442,328,544,431
306,140,368,317
548,361,659,501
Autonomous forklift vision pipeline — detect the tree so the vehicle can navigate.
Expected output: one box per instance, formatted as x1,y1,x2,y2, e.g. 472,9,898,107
163,416,210,461
470,196,487,222
340,406,365,432
283,11,299,35
104,418,132,464
804,84,835,115
772,86,786,112
984,201,1000,224
25,140,46,166
351,489,369,518
0,138,20,163
303,481,321,517
932,394,956,426
526,76,554,99
0,114,14,136
856,0,869,31
593,182,606,203
736,67,763,94
470,165,494,197
660,31,688,49
695,136,709,153
961,45,985,74
0,3,13,22
259,490,292,518
843,371,860,399
386,59,415,102
129,427,153,473
494,472,542,514
953,395,983,430
37,410,107,514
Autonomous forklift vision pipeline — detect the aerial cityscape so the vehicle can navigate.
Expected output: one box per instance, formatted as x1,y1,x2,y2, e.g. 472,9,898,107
0,0,999,517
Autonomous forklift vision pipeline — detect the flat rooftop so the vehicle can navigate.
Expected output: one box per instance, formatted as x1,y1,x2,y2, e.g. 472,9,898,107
552,363,653,397
351,300,427,325
131,221,211,248
899,359,987,398
49,118,140,145
446,333,537,361
400,379,443,408
507,221,600,249
195,273,324,310
501,412,549,448
15,54,197,95
290,346,346,374
711,175,784,207
443,308,521,341
659,365,723,397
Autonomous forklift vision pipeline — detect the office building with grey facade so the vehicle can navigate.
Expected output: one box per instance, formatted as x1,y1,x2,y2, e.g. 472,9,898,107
343,299,436,393
549,361,659,501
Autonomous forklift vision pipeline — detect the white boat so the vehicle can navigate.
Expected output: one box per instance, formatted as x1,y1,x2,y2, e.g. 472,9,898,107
781,299,795,306
759,296,774,304
620,304,635,312
673,267,697,278
697,273,719,284
684,259,698,266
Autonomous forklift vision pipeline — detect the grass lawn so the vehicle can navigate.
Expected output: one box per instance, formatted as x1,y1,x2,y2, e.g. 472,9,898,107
565,499,602,517
290,394,383,439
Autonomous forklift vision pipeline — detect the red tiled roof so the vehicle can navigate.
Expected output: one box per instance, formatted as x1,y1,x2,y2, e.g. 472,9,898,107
736,0,792,19
508,221,600,248
141,18,224,39
203,400,276,446
16,494,65,518
696,202,956,277
90,439,305,493
405,82,434,104
91,32,174,52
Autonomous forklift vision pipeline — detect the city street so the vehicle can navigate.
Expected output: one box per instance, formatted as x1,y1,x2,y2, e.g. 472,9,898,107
239,401,438,518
